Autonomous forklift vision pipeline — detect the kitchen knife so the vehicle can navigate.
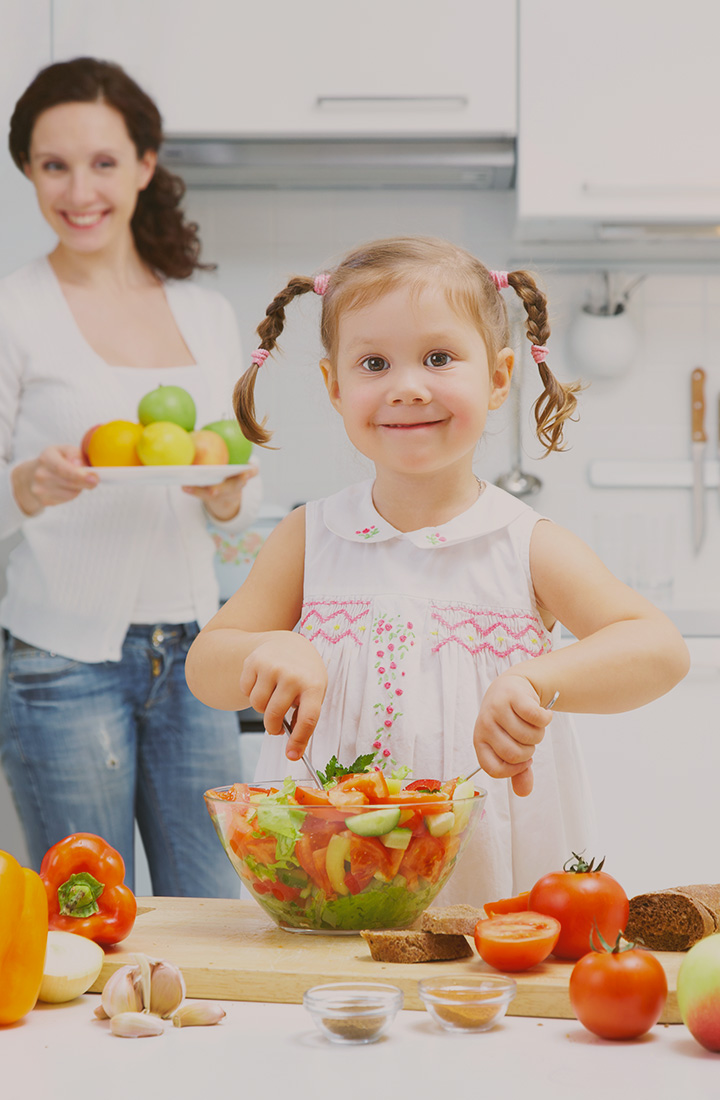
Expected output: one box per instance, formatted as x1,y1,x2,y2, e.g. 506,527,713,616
691,367,706,553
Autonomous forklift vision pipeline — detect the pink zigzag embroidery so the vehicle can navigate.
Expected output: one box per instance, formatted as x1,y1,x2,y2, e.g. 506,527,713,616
301,600,371,646
430,606,550,657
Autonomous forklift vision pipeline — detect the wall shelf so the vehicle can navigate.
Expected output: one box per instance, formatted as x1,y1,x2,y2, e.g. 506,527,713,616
588,460,719,489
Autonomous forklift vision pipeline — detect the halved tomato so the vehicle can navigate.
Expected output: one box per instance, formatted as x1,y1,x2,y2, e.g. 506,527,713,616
474,911,561,972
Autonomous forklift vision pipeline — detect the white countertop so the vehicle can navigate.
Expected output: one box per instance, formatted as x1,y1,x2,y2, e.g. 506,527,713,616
7,994,717,1100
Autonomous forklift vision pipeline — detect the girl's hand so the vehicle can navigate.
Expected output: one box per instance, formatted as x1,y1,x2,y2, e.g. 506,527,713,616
182,465,258,522
238,632,328,759
473,675,554,797
11,446,99,516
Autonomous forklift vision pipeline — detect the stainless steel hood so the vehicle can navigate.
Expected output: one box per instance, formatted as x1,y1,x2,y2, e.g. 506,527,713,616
159,138,515,190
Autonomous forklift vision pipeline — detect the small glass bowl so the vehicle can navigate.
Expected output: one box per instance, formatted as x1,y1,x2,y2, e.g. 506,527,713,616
418,975,517,1033
303,982,404,1044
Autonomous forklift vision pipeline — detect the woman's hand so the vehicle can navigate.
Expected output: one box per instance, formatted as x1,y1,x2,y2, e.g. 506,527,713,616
473,674,554,797
238,632,328,760
182,465,258,522
11,446,99,516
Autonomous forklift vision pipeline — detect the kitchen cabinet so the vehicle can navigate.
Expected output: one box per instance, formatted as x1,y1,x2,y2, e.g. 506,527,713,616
575,637,719,898
517,0,720,236
52,0,516,138
0,0,53,277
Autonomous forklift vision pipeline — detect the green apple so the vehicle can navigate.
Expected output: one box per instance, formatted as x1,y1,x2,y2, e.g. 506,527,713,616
202,419,252,465
138,385,196,431
136,421,195,465
677,932,720,1051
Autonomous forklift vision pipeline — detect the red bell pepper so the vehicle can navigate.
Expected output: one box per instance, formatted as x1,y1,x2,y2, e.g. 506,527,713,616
40,832,137,946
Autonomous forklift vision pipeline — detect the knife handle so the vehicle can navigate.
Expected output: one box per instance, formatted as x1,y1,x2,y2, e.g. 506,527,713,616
692,367,706,443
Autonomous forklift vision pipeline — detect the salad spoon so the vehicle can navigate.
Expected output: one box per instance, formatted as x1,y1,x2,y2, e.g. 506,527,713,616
282,715,325,789
463,690,560,784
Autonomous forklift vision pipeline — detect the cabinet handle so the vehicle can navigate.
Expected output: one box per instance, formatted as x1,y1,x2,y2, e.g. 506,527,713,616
316,95,468,112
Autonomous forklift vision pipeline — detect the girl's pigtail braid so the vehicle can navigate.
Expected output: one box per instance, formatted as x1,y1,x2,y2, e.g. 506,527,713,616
232,276,316,446
507,271,581,454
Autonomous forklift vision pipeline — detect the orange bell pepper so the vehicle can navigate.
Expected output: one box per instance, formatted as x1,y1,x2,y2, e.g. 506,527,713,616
0,850,48,1026
40,832,136,946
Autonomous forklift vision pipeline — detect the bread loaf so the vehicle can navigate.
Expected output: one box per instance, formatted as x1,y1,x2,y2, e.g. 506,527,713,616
360,929,473,963
625,884,720,951
417,904,485,936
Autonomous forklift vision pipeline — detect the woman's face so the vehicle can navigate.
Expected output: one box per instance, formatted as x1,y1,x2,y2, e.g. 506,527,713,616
24,101,156,257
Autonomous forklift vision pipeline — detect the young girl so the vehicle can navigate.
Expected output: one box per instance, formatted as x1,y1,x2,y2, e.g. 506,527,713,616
186,236,689,905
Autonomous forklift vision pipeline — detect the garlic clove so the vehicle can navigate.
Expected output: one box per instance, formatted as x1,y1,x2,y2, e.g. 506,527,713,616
132,953,154,1011
149,959,186,1019
93,1003,109,1019
172,1001,226,1027
101,965,144,1018
110,1011,165,1038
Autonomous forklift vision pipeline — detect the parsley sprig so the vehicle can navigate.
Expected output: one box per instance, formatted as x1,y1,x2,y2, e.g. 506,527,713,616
317,752,378,788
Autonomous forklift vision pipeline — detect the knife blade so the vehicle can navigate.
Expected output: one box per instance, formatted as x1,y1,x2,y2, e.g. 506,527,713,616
691,367,707,553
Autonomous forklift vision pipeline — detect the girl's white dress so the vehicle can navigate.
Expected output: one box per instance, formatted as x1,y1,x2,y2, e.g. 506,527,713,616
255,478,596,906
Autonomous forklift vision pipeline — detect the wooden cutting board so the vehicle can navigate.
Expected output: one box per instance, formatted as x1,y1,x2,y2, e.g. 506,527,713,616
89,897,683,1021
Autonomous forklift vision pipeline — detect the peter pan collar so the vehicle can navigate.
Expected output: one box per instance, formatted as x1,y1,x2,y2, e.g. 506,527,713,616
322,478,535,548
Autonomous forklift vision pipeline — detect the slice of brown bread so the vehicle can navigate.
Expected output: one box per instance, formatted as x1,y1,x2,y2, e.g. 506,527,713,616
417,905,485,936
360,929,473,963
625,884,720,951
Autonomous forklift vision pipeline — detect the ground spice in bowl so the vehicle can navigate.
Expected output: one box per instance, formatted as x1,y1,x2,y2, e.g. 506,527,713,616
303,982,404,1045
418,976,517,1032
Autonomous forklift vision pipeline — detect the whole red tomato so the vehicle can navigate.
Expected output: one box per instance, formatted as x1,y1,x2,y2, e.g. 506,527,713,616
528,853,629,960
569,934,668,1040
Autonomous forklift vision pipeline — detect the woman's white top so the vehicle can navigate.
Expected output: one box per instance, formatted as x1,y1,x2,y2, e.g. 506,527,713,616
0,257,261,662
255,478,595,906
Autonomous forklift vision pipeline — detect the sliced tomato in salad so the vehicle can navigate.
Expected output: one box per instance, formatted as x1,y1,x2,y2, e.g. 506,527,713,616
404,778,442,792
294,786,331,806
336,770,390,801
400,834,446,886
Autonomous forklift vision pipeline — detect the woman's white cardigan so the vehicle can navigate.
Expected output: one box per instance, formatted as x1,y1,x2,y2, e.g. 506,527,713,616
0,257,260,662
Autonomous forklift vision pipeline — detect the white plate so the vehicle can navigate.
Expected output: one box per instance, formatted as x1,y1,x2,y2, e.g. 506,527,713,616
93,464,251,487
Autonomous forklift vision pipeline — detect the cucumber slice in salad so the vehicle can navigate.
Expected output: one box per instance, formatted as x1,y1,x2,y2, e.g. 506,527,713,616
345,807,401,837
426,811,455,837
381,827,413,850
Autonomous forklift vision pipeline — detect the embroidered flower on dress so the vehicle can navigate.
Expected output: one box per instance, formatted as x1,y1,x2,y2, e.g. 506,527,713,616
425,532,448,545
355,526,380,539
371,614,416,768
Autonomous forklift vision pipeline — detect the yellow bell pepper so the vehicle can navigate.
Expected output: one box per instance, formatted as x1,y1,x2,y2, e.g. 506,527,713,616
0,850,48,1025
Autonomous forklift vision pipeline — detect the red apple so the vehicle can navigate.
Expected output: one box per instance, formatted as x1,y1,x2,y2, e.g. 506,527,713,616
80,424,102,466
677,932,720,1051
190,429,229,465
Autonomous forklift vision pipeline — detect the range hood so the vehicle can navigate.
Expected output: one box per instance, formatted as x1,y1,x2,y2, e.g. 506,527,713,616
159,137,515,191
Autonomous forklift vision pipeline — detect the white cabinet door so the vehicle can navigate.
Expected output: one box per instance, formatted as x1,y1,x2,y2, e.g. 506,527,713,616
518,0,720,228
53,0,516,137
575,638,720,899
0,0,54,277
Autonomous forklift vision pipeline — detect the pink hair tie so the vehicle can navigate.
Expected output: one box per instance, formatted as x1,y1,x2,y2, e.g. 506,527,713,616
489,270,510,290
313,273,330,296
531,344,549,364
251,348,270,368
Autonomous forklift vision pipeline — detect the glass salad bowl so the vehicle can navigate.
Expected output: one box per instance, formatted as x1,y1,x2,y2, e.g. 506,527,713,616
204,774,486,934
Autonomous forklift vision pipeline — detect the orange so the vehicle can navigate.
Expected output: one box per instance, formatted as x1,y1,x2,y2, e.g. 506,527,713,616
86,421,143,466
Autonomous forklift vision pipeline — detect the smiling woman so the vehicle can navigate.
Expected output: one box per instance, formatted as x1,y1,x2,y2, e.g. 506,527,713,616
0,58,262,898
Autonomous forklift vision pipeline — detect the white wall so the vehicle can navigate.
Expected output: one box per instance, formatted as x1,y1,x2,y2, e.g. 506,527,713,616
2,182,718,896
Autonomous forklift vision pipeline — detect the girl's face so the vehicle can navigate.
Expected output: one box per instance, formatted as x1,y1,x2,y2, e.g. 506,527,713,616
321,283,512,479
24,101,156,257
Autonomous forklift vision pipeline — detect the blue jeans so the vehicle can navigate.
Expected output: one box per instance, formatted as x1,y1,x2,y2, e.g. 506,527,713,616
0,623,241,898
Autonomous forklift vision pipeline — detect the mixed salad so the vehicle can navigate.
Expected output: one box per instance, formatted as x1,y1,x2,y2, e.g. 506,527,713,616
205,759,484,932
